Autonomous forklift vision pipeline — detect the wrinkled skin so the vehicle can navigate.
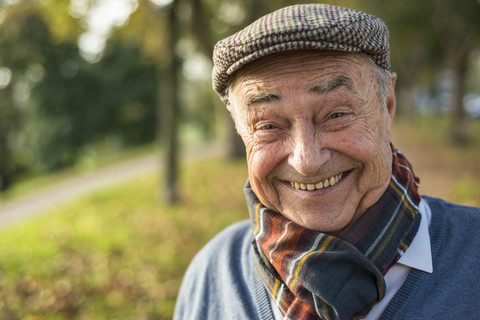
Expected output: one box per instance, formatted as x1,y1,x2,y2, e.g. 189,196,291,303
228,51,397,233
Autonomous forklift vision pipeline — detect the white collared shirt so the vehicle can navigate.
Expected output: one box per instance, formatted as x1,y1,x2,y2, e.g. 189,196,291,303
270,199,433,320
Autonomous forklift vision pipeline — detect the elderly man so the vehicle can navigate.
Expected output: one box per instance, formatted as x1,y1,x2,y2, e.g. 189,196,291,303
174,4,480,320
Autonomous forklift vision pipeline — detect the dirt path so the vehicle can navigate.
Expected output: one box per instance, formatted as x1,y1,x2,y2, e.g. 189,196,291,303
0,142,228,229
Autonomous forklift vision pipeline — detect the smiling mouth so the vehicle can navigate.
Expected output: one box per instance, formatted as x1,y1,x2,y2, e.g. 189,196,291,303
289,172,345,191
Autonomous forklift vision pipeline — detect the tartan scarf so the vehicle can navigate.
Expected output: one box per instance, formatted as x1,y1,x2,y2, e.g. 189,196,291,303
246,146,421,320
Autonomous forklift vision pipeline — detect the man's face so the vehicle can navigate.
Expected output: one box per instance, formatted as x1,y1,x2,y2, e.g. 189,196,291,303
229,51,397,233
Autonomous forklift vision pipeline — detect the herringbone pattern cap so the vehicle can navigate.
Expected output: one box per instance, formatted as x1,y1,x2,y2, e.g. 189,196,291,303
212,4,390,102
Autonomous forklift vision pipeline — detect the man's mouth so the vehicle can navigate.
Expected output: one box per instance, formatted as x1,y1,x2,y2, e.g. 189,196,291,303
289,172,344,191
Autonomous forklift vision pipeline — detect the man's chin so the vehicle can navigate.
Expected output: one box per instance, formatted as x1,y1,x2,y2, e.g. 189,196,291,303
278,204,355,233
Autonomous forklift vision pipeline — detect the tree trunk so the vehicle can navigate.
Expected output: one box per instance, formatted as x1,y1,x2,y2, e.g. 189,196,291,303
161,0,181,204
250,0,268,20
449,46,471,144
0,85,17,192
190,0,213,57
432,0,476,144
0,128,12,191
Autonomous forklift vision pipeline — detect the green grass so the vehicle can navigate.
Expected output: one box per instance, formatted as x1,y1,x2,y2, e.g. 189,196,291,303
0,158,248,320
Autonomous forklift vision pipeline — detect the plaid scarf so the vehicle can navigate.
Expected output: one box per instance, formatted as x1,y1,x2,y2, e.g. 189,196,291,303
246,147,421,320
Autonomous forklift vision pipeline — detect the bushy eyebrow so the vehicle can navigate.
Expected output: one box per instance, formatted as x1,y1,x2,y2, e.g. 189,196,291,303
309,75,353,94
244,93,280,106
242,75,352,106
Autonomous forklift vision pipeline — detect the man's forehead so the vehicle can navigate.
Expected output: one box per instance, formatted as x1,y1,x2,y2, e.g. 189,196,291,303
236,75,355,107
231,51,369,103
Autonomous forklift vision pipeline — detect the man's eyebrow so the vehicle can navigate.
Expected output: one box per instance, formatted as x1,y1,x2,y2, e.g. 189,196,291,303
242,75,351,105
244,93,280,106
309,75,353,94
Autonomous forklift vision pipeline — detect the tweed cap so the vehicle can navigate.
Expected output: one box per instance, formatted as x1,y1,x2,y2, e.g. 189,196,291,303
212,4,390,103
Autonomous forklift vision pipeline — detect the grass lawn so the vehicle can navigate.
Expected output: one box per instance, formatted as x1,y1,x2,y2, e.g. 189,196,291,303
0,116,478,319
0,158,248,320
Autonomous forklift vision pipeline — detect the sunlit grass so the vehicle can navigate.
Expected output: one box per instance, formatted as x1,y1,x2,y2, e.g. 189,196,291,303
0,158,248,320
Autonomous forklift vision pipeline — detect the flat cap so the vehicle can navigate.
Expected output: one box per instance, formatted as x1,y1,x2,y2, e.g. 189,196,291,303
212,4,390,103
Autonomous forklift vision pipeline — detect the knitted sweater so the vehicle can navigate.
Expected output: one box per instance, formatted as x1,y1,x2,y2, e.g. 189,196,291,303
174,196,480,320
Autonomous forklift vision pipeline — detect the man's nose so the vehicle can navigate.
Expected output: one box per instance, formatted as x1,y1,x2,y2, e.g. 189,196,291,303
288,125,329,176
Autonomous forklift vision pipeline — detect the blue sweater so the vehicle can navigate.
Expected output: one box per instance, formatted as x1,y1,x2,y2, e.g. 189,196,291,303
174,196,480,319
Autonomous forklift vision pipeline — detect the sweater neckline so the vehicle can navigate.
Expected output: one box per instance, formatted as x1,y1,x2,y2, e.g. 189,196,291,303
379,196,447,319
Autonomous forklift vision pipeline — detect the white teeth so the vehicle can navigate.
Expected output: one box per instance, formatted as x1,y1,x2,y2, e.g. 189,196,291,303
329,176,336,186
323,179,329,187
290,173,345,191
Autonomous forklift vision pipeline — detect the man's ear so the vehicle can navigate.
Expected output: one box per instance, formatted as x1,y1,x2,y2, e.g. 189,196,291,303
386,72,397,123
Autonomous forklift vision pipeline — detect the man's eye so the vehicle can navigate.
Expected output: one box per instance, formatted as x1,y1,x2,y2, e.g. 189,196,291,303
330,112,344,119
262,124,277,130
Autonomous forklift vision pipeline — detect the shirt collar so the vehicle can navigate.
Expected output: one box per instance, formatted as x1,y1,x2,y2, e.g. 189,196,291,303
397,199,433,273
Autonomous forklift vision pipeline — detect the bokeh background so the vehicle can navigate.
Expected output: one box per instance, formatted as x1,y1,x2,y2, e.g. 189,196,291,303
0,0,478,319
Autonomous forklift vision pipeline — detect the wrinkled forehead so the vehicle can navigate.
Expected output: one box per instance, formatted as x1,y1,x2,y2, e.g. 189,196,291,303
228,50,377,99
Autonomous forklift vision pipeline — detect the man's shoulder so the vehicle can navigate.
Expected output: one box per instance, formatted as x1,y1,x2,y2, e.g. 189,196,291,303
210,219,252,244
422,195,480,223
422,195,480,270
174,220,262,320
183,220,253,281
393,196,480,319
195,219,252,261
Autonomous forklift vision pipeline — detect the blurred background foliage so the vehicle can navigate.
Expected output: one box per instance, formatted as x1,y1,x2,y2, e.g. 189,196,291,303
0,0,479,319
0,0,478,194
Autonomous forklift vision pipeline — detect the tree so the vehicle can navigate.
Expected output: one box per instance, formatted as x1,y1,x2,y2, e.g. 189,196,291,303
0,1,54,189
432,0,480,143
0,0,164,189
163,0,181,203
187,0,270,159
29,37,159,171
